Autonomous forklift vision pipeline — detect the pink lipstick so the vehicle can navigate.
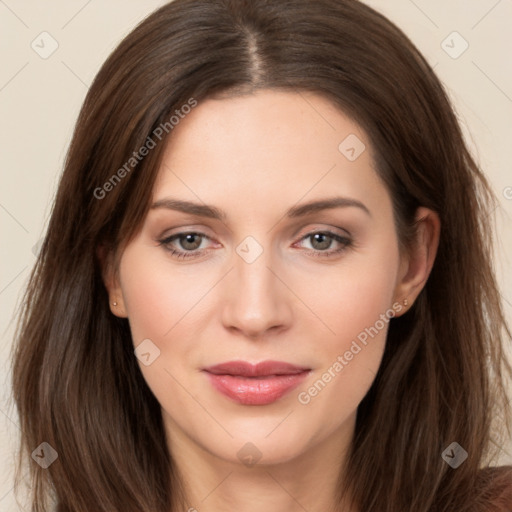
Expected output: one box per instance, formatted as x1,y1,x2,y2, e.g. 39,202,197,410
202,360,311,405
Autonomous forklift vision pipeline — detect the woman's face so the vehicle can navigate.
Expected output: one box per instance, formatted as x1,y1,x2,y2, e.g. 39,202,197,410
109,90,411,467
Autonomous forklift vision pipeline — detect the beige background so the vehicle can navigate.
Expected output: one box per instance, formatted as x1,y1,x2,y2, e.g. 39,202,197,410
1,1,511,510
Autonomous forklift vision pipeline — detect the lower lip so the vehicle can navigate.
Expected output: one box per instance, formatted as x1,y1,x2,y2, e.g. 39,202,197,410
204,371,310,405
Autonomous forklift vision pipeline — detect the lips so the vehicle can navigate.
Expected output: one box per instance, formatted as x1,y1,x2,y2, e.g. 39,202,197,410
202,360,311,405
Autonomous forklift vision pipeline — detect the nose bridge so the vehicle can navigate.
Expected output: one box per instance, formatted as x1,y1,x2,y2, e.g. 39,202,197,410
222,236,291,337
235,249,275,301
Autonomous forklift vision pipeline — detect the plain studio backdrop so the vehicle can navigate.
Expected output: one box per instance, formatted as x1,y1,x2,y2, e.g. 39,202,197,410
0,1,511,510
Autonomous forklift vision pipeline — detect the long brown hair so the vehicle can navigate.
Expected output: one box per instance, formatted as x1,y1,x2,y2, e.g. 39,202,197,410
10,0,512,510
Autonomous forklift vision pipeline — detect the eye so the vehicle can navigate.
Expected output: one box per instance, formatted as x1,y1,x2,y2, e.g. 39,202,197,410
295,231,353,258
158,232,211,260
158,229,353,261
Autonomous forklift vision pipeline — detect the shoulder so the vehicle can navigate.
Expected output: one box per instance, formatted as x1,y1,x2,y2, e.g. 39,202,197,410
472,465,512,512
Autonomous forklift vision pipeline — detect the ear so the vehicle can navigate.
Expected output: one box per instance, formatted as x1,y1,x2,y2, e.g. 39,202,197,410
393,207,440,316
97,244,128,318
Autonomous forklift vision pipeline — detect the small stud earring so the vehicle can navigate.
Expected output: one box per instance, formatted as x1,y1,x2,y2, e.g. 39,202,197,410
403,298,408,307
112,301,118,306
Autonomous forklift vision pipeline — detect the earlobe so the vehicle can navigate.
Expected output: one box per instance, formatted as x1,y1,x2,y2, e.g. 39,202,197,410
96,244,128,318
109,298,128,318
393,207,440,314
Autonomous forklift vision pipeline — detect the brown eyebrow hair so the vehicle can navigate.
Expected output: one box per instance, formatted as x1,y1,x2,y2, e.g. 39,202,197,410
150,196,372,220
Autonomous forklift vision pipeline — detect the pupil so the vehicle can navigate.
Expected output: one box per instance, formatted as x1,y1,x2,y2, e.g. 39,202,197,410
183,234,200,249
313,233,330,250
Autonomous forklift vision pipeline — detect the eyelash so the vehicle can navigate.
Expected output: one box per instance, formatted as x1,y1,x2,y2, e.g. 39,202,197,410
157,230,353,260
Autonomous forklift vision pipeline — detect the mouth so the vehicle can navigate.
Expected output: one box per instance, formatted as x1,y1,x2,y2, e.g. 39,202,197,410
202,360,311,405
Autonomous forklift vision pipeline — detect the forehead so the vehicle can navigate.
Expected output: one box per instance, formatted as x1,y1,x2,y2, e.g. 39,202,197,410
153,89,388,218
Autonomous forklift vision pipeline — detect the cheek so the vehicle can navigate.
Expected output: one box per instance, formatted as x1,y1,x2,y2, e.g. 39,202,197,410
118,243,207,345
293,236,399,416
117,245,206,414
297,233,399,353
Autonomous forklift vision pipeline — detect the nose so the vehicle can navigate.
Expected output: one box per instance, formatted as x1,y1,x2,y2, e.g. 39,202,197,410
221,245,293,340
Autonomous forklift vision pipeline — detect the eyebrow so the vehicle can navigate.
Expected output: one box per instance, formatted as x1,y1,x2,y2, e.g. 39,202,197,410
150,196,371,220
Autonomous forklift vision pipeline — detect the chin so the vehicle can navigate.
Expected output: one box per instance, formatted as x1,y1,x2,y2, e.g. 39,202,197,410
208,422,316,467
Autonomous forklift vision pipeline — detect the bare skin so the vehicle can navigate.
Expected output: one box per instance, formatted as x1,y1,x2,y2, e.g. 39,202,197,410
104,90,440,512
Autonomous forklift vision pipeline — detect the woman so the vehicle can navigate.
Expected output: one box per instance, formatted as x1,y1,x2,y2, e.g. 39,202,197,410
11,0,512,511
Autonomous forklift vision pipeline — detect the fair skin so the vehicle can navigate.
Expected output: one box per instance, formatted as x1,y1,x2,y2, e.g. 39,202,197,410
104,90,440,512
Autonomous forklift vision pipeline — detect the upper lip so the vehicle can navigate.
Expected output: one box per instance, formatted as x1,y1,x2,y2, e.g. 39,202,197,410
203,360,310,377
